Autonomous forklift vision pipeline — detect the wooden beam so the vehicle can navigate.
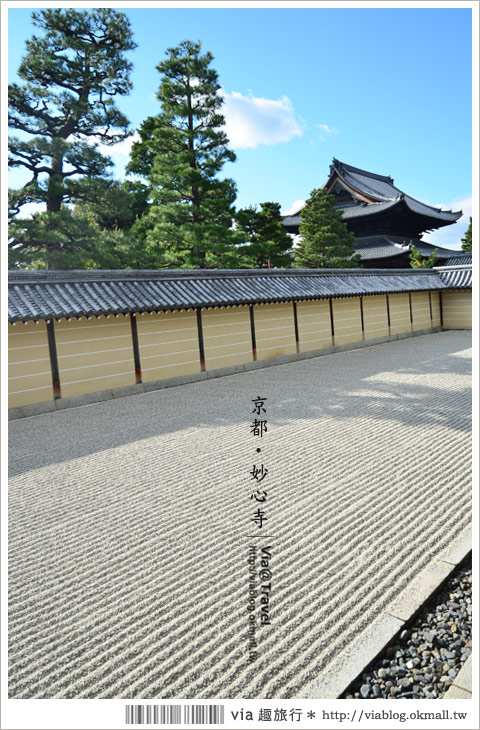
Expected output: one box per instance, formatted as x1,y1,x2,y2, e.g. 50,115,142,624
249,305,257,361
130,313,142,384
293,302,300,353
46,319,61,400
329,298,335,346
196,308,206,372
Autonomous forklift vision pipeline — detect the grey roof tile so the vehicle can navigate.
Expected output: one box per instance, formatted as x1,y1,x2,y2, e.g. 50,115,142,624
442,254,472,267
7,267,470,323
332,160,462,223
337,200,400,219
435,266,473,289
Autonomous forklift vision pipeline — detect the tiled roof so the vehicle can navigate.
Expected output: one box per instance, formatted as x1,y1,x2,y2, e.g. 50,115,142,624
283,197,461,231
354,236,410,261
407,240,466,259
442,254,472,267
331,160,462,223
339,200,399,219
282,230,463,262
435,265,473,289
8,267,470,323
355,236,461,261
282,201,399,225
282,213,302,228
283,160,462,227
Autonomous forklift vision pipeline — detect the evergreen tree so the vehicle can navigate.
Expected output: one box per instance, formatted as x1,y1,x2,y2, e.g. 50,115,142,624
8,8,136,269
294,188,360,268
461,217,472,252
75,180,150,233
7,207,98,269
235,202,293,268
69,181,155,270
409,244,438,268
128,40,240,269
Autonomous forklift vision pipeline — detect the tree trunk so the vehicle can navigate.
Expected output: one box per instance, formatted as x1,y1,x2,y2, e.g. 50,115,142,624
47,152,64,213
46,151,64,269
186,83,206,268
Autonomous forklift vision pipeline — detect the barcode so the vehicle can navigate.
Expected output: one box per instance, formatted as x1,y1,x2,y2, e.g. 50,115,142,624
125,704,225,725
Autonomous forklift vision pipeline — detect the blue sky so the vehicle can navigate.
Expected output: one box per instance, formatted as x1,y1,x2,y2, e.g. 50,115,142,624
8,5,473,248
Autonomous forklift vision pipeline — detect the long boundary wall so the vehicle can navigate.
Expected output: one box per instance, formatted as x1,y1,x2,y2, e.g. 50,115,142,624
8,289,472,416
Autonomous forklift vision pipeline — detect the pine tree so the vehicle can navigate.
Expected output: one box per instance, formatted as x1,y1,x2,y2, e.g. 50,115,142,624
409,244,438,268
128,40,240,269
461,217,472,252
294,188,360,268
235,202,292,268
8,8,136,269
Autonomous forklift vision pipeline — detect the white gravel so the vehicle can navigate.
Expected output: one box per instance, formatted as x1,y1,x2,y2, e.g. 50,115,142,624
8,330,472,698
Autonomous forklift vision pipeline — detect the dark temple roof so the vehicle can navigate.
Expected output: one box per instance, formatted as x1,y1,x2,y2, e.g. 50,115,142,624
354,236,412,261
283,160,463,229
329,235,463,262
328,160,462,224
7,267,471,323
279,229,466,263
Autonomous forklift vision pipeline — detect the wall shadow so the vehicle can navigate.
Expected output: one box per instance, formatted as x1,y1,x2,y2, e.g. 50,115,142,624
9,331,471,478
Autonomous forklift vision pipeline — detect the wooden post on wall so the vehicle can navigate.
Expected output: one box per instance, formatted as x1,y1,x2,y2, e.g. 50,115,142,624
428,291,433,327
196,308,206,372
293,302,300,353
130,312,142,384
408,293,413,331
386,294,391,336
46,319,62,399
439,291,444,328
249,305,257,361
360,297,365,340
329,298,335,346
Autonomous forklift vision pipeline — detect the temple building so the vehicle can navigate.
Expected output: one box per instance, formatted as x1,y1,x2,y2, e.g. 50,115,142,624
282,159,466,268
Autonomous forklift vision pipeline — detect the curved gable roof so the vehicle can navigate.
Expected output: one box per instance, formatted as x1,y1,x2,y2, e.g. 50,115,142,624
328,159,462,223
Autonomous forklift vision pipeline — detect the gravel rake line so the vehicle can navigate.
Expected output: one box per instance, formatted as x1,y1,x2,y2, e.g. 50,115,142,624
8,331,472,699
9,452,469,683
9,456,470,692
11,491,469,699
10,416,470,616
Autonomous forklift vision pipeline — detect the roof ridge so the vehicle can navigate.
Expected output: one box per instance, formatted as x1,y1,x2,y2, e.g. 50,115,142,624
8,267,443,284
433,265,472,271
332,158,394,184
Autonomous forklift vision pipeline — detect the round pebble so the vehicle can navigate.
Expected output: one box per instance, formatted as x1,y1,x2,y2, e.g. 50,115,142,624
342,558,471,699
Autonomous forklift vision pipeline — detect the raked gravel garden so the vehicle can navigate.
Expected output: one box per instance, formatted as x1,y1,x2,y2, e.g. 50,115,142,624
9,331,471,699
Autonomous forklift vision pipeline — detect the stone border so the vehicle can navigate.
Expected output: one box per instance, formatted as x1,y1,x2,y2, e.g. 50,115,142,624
444,656,472,699
8,326,441,420
302,527,472,699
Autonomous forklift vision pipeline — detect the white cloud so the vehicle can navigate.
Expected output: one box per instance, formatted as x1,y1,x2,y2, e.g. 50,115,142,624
96,132,141,169
222,92,303,149
68,131,140,176
317,123,339,141
422,195,472,250
282,199,305,216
